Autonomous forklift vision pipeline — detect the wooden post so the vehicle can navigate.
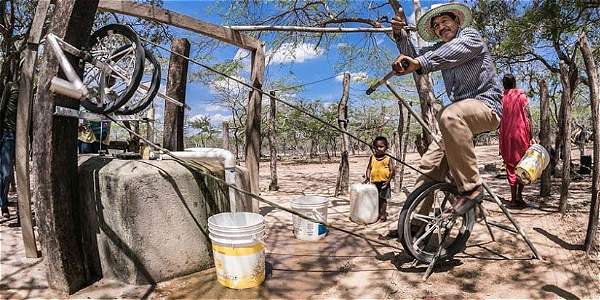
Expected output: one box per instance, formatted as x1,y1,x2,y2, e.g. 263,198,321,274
394,102,405,193
146,104,155,143
163,38,190,151
580,32,600,252
245,46,265,211
30,0,99,293
559,60,573,213
335,73,350,196
539,79,552,197
15,0,51,259
268,92,279,191
222,121,230,151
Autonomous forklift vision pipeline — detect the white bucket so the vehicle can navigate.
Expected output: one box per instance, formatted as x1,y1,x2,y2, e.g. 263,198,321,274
516,144,550,185
350,184,379,224
290,196,329,241
207,212,266,289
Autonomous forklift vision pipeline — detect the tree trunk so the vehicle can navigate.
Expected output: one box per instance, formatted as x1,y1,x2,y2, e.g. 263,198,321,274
580,32,600,253
163,38,190,151
390,0,440,151
31,0,100,293
335,73,350,196
394,102,404,193
559,61,573,213
268,92,279,191
539,79,552,196
222,121,229,151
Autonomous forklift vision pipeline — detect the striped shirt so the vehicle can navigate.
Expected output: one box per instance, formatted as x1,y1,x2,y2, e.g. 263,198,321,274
396,27,503,117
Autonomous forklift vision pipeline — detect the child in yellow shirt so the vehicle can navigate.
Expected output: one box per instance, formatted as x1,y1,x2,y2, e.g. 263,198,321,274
365,136,395,222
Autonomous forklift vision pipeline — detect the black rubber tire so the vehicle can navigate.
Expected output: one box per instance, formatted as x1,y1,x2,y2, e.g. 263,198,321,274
116,46,161,115
81,24,144,114
398,181,475,263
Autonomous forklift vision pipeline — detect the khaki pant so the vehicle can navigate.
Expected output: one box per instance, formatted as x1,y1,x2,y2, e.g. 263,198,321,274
415,99,500,193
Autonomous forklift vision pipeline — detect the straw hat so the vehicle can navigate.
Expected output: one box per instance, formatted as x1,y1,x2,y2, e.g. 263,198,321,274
416,3,473,42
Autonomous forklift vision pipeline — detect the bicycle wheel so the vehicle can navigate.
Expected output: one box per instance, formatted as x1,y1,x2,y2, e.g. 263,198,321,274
116,46,161,115
81,24,144,113
398,181,475,263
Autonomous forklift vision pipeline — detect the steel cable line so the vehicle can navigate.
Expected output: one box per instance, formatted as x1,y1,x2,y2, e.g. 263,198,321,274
141,37,435,182
103,112,403,250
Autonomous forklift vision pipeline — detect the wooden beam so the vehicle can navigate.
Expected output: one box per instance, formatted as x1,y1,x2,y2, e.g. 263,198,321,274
335,73,350,196
97,0,261,51
15,0,51,259
30,0,99,293
538,79,552,197
245,47,265,212
163,38,190,151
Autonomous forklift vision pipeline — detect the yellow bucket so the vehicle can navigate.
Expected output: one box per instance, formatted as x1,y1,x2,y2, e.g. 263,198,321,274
516,144,550,185
208,212,266,289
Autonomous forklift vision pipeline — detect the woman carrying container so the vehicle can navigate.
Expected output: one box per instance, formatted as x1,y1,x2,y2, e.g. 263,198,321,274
499,74,534,208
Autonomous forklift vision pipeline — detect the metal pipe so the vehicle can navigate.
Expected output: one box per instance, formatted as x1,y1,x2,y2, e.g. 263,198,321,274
161,148,238,213
46,33,88,99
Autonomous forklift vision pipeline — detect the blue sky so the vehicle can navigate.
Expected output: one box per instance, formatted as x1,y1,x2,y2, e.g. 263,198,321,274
156,0,448,125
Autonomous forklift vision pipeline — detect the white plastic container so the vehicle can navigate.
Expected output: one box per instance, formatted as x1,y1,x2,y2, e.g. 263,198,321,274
290,196,329,241
516,144,550,185
208,212,266,289
350,183,379,224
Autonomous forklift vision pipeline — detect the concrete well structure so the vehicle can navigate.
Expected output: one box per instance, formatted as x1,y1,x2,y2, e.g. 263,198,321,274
77,155,252,285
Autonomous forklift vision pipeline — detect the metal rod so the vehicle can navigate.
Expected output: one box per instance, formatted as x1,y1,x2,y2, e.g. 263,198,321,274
46,33,88,99
225,25,416,33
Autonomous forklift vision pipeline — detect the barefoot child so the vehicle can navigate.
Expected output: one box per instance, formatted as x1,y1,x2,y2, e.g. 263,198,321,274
365,136,395,222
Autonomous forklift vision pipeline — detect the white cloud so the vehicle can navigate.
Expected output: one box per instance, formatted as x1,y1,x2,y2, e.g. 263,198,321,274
266,43,324,64
209,113,232,125
209,75,247,95
335,72,368,82
204,104,222,112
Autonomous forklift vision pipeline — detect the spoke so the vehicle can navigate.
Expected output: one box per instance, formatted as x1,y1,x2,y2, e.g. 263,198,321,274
413,223,437,250
412,213,436,223
109,45,134,61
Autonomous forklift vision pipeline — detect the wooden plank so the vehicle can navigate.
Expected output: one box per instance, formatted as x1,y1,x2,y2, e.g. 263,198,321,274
30,0,99,293
163,38,190,151
97,0,261,51
244,47,265,212
15,0,52,259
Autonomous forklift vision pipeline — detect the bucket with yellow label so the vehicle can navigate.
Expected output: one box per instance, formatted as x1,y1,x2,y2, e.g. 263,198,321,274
516,144,550,185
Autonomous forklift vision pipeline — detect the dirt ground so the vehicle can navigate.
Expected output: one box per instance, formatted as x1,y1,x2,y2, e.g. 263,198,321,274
1,145,599,299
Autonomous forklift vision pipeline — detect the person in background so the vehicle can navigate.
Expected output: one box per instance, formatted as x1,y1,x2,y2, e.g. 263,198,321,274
365,136,395,222
0,74,19,219
499,73,534,208
78,120,110,154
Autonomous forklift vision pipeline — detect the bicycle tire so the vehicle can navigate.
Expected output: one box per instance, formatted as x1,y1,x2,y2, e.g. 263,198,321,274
81,24,144,114
116,46,161,115
398,181,475,263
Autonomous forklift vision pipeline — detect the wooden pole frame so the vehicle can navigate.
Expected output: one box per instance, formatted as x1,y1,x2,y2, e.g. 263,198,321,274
97,1,264,207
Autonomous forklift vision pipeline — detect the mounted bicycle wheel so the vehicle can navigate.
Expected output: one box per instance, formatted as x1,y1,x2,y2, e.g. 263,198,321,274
116,46,161,115
398,181,475,263
81,24,144,114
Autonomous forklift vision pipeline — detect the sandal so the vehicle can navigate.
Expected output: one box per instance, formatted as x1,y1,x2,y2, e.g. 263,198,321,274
450,186,485,216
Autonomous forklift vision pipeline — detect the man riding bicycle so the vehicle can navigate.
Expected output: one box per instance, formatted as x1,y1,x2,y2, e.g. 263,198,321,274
392,3,503,215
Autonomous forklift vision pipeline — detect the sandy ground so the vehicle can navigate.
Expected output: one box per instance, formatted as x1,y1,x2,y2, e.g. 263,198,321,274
1,145,599,299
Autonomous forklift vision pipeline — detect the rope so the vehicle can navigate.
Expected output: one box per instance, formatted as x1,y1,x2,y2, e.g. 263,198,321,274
271,73,341,92
103,113,403,250
140,37,435,182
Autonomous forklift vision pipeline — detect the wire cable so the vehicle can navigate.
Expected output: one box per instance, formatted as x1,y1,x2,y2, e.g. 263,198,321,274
141,37,434,181
103,112,402,250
